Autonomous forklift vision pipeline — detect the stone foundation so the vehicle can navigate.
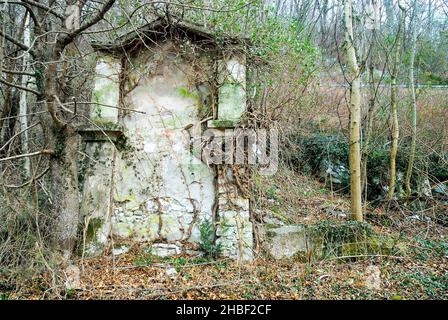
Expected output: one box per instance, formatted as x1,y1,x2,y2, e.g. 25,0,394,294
215,166,253,261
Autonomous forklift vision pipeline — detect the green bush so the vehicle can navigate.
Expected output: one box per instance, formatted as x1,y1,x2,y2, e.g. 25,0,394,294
288,133,447,200
290,134,348,175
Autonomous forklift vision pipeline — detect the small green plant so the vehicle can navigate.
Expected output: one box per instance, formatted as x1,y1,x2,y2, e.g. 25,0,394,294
199,219,222,260
412,238,448,261
163,256,210,272
134,250,153,266
398,270,447,299
266,186,277,199
66,288,75,299
183,272,193,280
1,293,9,300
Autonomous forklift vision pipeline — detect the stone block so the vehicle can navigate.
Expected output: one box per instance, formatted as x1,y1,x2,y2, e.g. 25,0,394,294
266,225,308,260
151,243,181,257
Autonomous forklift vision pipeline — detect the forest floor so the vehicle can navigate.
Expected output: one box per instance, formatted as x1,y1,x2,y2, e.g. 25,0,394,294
2,175,447,300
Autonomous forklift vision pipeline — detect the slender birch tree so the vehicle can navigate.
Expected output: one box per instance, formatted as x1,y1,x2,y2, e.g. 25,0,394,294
344,0,362,221
405,0,419,196
361,0,380,200
387,2,405,200
18,12,31,177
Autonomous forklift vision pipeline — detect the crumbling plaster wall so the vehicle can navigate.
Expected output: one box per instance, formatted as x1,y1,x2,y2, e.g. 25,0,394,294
80,40,253,260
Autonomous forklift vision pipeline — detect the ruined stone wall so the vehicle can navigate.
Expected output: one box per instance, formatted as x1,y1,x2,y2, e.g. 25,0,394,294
79,40,253,261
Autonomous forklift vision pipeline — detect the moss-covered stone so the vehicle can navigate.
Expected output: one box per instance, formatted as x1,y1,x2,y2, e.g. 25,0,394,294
265,221,407,262
86,218,104,240
79,217,106,257
207,119,237,128
341,235,407,257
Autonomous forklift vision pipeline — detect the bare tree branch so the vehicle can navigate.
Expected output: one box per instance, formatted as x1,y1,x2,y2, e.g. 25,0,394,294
0,76,40,95
20,0,65,20
0,122,39,152
59,0,116,47
0,1,43,30
0,149,55,162
1,68,35,77
0,30,36,57
4,167,49,188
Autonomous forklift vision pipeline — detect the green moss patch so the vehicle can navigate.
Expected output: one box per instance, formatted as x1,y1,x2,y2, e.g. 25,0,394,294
306,221,406,261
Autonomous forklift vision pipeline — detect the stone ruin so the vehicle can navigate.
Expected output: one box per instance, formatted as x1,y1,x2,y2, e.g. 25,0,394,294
78,18,253,261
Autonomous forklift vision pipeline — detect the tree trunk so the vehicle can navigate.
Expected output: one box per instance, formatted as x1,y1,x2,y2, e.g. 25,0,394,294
41,41,81,259
427,0,434,36
361,63,376,199
344,0,363,222
19,13,31,176
320,0,329,50
1,0,116,264
387,5,405,200
53,130,80,258
384,0,395,32
405,0,418,196
361,0,379,200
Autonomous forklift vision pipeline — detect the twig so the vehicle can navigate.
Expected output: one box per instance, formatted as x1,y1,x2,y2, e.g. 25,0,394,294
0,122,39,152
4,167,49,188
322,254,408,262
67,101,147,115
144,279,243,298
0,76,40,95
113,258,231,270
0,149,54,162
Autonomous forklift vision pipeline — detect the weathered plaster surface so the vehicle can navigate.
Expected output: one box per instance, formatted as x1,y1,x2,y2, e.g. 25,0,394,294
91,56,120,122
111,43,215,246
217,55,246,122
